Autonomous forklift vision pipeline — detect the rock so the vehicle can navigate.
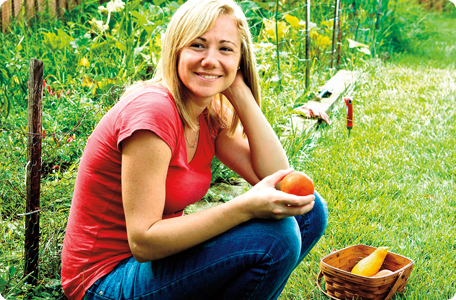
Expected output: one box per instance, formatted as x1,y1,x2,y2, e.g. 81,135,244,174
185,179,249,214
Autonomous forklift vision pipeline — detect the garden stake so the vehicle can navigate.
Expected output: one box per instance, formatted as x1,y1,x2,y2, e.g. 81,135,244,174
375,0,383,31
336,0,342,69
305,0,311,89
330,0,340,69
274,0,282,90
344,97,353,137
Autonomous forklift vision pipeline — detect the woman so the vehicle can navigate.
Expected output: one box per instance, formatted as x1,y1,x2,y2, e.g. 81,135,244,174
61,0,328,299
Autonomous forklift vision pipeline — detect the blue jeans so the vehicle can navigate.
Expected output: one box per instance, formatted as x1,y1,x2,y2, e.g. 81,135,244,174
85,192,328,300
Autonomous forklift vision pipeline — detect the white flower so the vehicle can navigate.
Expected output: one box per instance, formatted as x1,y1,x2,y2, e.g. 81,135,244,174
347,38,369,49
347,38,371,55
96,0,124,32
298,21,317,29
98,0,125,14
89,18,109,32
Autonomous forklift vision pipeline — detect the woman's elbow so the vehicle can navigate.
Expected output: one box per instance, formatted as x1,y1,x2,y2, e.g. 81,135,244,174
128,235,165,262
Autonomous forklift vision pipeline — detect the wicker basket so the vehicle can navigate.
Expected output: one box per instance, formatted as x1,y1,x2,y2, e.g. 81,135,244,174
317,244,414,300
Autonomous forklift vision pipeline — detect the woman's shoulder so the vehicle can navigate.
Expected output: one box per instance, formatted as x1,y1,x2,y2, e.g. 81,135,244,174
114,83,176,115
121,82,173,103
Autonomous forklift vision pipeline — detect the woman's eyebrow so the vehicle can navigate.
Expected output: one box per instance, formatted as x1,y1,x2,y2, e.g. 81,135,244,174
195,37,237,47
220,40,237,47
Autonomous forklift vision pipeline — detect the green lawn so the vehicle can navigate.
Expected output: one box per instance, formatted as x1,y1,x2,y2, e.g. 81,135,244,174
279,12,456,300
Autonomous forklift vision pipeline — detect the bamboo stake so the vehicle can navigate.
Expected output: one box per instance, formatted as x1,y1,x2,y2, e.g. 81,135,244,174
372,0,383,57
353,0,360,41
330,0,340,69
274,0,282,90
305,0,310,89
336,0,342,69
375,0,383,31
24,59,43,286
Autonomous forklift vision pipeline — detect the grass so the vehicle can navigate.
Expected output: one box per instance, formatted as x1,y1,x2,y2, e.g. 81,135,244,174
278,11,456,300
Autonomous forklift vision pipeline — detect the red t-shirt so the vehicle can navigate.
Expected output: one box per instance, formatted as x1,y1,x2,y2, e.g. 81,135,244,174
61,85,217,300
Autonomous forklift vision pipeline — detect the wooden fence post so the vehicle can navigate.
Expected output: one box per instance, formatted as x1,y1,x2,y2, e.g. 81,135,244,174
305,0,310,89
24,58,43,285
25,0,35,20
13,0,22,18
1,0,12,33
433,0,443,11
420,0,432,11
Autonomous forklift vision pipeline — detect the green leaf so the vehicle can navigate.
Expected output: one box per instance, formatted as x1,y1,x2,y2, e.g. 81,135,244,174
8,266,16,278
42,32,61,52
153,0,165,5
57,29,73,49
91,41,109,52
115,41,126,51
0,276,7,291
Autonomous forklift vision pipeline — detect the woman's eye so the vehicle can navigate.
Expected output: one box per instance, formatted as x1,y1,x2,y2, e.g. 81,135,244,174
191,43,204,49
221,47,233,52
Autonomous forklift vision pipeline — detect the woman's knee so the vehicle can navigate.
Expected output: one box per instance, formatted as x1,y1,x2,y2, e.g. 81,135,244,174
244,218,302,268
311,190,329,236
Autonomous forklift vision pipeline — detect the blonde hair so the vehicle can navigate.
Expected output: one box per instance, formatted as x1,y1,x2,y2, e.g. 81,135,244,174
124,0,260,136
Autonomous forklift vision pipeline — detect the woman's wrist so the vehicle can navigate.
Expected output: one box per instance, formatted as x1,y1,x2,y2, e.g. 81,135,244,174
225,87,256,117
227,193,255,222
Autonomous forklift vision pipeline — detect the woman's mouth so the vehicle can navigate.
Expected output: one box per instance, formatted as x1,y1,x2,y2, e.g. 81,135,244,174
195,73,221,80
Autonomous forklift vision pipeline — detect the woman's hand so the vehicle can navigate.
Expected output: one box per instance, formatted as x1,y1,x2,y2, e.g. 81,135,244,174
239,169,315,220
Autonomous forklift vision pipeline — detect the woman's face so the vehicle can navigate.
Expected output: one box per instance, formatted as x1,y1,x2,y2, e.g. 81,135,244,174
178,15,242,105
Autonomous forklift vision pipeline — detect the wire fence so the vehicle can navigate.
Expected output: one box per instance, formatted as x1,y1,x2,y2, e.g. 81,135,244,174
0,76,123,295
1,0,452,32
0,0,113,32
418,0,448,11
1,0,73,32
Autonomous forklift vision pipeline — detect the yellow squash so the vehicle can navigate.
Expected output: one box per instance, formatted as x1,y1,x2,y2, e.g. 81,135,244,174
351,247,389,277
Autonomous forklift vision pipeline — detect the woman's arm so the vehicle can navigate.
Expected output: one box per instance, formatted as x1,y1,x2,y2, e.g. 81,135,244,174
218,71,289,187
122,130,314,263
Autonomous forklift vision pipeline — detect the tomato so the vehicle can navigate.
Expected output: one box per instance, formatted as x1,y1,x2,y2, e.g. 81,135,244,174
281,171,314,196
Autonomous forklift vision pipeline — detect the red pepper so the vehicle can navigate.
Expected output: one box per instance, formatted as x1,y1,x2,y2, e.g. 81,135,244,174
66,135,75,143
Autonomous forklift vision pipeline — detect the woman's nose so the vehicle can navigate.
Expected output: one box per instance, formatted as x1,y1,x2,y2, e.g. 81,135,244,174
201,48,218,68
